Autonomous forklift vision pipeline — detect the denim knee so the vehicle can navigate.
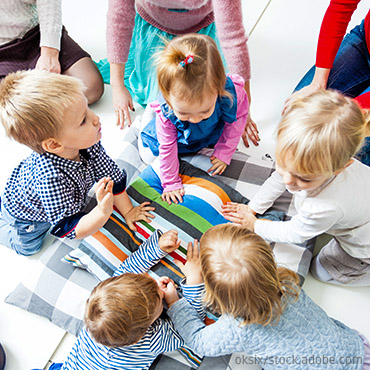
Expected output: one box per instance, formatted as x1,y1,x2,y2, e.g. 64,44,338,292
356,137,370,167
0,206,50,256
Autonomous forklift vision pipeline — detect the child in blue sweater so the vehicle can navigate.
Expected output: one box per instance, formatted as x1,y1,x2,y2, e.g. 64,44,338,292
165,224,370,370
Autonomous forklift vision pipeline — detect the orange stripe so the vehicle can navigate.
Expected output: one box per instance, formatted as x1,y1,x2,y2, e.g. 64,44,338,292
92,230,128,262
180,174,230,204
109,216,142,246
179,348,201,364
160,259,184,278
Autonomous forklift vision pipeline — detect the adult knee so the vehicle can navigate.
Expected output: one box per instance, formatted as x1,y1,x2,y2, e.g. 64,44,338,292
85,72,104,105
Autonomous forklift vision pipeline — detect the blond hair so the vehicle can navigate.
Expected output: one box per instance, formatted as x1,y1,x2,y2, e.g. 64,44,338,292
156,33,230,105
276,89,370,176
85,273,162,347
200,224,300,326
0,70,85,153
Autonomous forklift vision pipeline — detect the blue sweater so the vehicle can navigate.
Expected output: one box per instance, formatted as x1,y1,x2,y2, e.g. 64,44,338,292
167,290,365,370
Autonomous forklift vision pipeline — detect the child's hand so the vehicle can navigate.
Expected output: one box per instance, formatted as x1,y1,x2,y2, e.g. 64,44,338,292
174,240,203,285
222,202,256,216
208,156,227,176
222,202,257,231
124,202,155,231
161,188,185,205
158,229,181,253
95,177,114,216
157,276,179,307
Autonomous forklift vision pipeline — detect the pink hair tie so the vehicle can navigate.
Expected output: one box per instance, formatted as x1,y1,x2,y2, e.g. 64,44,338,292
179,55,194,68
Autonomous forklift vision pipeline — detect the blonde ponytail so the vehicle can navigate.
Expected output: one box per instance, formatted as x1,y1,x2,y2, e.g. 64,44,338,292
155,34,228,105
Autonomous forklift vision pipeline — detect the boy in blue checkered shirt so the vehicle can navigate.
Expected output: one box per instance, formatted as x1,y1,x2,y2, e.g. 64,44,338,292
0,70,155,256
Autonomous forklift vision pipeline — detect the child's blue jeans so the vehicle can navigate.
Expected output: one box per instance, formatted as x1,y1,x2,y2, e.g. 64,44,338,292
0,203,51,256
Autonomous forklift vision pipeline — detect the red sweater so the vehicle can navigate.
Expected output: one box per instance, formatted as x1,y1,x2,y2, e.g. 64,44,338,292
316,0,370,69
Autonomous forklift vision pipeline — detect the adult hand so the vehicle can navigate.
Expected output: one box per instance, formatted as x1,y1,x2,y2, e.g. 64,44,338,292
161,188,185,205
282,67,330,115
95,177,114,216
282,84,321,115
242,114,260,147
174,239,203,285
242,80,260,147
208,156,227,176
35,46,61,74
158,229,181,253
112,84,135,129
123,202,155,231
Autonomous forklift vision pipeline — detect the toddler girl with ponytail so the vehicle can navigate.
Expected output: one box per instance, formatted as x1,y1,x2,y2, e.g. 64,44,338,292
139,33,248,204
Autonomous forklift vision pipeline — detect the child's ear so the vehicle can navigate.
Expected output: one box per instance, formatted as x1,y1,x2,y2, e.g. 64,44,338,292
41,138,63,154
333,159,354,176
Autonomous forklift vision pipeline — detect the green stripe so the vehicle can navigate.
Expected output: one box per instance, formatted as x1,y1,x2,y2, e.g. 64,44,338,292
131,177,213,233
178,245,187,255
137,219,187,256
138,219,156,233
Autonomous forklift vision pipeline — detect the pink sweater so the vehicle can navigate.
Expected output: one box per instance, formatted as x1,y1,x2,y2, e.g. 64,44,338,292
106,0,250,81
151,74,248,193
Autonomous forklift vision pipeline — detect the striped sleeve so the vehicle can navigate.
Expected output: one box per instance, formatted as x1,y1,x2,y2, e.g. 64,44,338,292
149,319,184,354
113,230,166,276
181,281,206,321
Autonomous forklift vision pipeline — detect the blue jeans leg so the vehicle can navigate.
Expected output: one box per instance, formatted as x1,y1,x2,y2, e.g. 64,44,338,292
294,20,370,166
356,136,370,166
0,205,51,256
295,20,370,96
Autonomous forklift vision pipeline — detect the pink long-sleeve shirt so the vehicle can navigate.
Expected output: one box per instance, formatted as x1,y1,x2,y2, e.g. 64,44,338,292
106,0,250,81
151,74,248,193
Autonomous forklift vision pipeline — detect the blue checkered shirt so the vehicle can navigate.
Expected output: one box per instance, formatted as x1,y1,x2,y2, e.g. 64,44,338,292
2,141,126,239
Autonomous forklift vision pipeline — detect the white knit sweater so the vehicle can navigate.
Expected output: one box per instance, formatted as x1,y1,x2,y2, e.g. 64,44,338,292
0,0,62,49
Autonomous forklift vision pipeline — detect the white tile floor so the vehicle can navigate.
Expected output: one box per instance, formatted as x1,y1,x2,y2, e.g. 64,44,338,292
0,1,369,369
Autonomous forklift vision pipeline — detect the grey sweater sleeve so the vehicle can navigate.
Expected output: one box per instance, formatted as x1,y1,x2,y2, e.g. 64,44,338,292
167,298,244,356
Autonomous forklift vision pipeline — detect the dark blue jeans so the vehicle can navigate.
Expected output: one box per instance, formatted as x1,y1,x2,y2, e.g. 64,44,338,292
295,20,370,166
295,20,370,96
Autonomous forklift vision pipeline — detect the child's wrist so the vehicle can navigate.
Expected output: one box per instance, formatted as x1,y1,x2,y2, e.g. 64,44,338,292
248,206,257,216
96,204,113,217
185,275,203,285
166,297,180,308
122,205,134,218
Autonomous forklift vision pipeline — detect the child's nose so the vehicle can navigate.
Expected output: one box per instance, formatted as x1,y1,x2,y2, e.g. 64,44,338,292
93,114,100,125
283,173,296,186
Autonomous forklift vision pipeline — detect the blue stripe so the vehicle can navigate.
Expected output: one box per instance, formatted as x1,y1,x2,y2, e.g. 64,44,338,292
79,240,116,274
180,194,228,225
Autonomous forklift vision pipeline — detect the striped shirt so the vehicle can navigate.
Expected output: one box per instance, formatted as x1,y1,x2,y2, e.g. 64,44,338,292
62,231,205,370
2,141,126,239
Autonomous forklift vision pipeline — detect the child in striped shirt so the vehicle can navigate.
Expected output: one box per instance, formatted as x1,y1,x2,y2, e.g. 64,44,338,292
61,229,204,370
